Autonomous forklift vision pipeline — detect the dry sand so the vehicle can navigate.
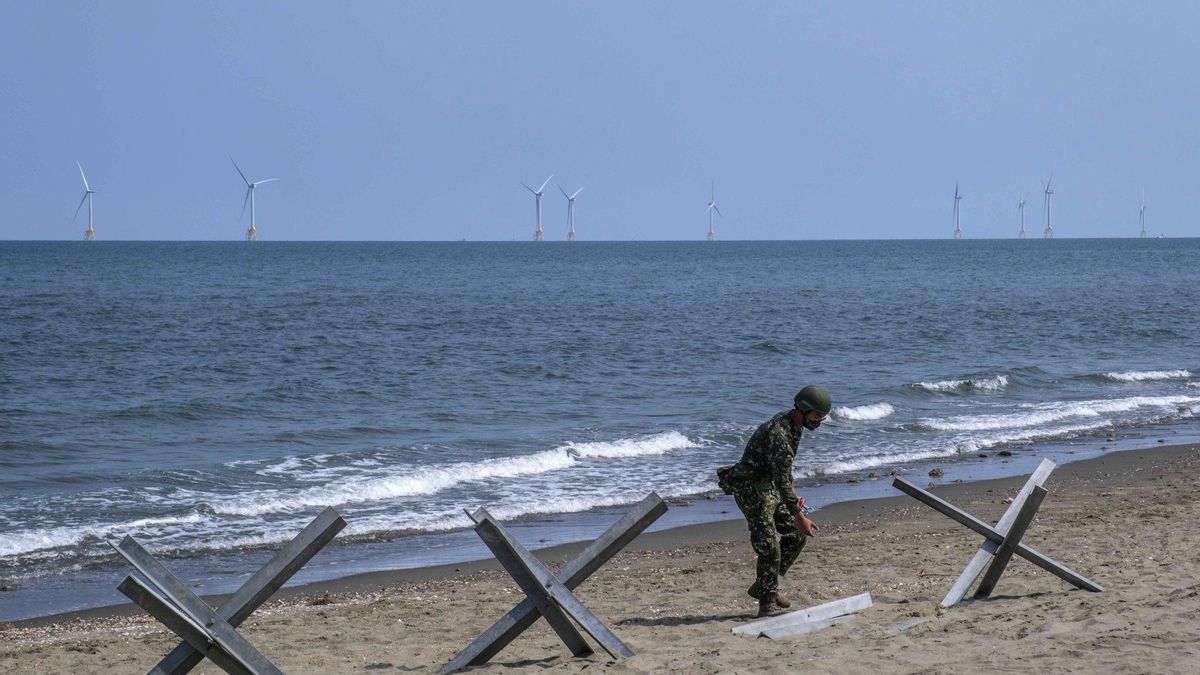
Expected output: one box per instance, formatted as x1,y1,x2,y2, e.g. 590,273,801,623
3,443,1198,674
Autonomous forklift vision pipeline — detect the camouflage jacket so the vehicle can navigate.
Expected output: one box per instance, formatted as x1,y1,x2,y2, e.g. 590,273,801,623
728,410,803,515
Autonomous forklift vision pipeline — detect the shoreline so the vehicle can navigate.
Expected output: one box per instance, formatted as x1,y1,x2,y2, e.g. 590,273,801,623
4,440,1197,673
13,440,1193,628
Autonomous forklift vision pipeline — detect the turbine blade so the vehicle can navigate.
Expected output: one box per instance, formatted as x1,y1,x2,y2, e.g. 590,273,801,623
713,204,723,218
231,158,251,186
240,187,251,222
253,178,279,185
74,193,88,219
537,175,554,193
571,187,584,199
558,185,569,198
521,182,536,194
77,162,91,191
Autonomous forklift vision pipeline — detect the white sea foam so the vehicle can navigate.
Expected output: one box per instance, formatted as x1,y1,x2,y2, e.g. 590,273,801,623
562,431,695,459
833,403,895,421
210,431,697,517
803,419,1114,478
298,477,716,541
1188,382,1200,389
1103,369,1191,382
914,375,1008,393
920,394,1200,432
0,512,207,559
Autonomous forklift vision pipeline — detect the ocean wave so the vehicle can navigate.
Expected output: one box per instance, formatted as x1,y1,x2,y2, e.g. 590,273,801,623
562,431,695,458
833,403,895,421
918,394,1200,432
1102,369,1191,382
0,512,207,559
749,341,789,354
913,375,1008,393
209,431,697,517
110,400,241,422
800,419,1113,478
1188,382,1200,389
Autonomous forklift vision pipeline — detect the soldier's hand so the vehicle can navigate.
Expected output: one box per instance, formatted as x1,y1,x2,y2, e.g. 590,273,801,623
795,513,819,537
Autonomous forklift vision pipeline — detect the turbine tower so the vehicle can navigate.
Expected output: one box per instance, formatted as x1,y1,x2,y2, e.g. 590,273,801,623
1018,196,1026,238
232,159,278,241
952,182,962,239
559,185,583,242
522,175,553,241
706,181,721,240
1042,176,1054,239
1139,189,1147,238
75,162,96,240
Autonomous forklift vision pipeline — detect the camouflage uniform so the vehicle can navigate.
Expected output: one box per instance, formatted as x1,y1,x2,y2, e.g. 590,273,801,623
717,410,807,599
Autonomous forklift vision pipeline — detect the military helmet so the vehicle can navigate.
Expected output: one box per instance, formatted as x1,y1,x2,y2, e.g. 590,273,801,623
794,385,832,414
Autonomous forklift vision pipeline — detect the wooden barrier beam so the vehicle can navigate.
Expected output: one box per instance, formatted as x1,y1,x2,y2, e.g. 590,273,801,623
442,494,665,673
152,507,345,675
941,459,1056,607
974,485,1047,598
893,477,1102,593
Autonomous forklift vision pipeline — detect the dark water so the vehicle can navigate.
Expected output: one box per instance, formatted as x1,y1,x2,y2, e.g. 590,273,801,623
2,239,1199,620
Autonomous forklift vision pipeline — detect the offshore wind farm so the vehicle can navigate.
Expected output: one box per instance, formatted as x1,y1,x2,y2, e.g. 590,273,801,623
64,161,1176,241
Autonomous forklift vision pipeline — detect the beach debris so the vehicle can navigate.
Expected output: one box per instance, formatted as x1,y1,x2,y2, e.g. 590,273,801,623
441,492,668,674
732,592,872,639
929,468,944,477
110,506,346,675
884,616,932,635
997,450,1013,457
893,459,1103,608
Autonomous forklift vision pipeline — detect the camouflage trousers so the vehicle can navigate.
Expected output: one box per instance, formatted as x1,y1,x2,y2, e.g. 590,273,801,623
732,480,807,599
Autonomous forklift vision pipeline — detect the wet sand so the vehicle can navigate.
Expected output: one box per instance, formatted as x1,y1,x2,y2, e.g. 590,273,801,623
3,442,1198,673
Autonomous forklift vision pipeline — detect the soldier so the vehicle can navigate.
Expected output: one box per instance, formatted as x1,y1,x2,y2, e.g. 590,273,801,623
717,385,830,617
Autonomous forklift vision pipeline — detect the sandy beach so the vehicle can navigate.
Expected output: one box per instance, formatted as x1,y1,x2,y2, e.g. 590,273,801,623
3,442,1198,674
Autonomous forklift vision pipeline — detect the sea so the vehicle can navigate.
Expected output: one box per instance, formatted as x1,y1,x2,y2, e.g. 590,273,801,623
2,239,1199,621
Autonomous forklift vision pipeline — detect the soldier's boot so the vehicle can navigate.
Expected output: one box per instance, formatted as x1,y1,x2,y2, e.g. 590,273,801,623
757,593,789,618
748,582,789,605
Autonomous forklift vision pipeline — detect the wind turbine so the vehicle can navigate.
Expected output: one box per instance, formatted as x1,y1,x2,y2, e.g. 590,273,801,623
706,180,721,241
1018,195,1026,238
1139,189,1147,238
952,182,962,239
1042,176,1054,238
75,162,96,240
232,158,279,241
559,185,583,242
522,175,553,241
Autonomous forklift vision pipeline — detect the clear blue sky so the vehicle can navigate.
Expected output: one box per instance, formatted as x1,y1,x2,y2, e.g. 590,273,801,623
1,2,1197,240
